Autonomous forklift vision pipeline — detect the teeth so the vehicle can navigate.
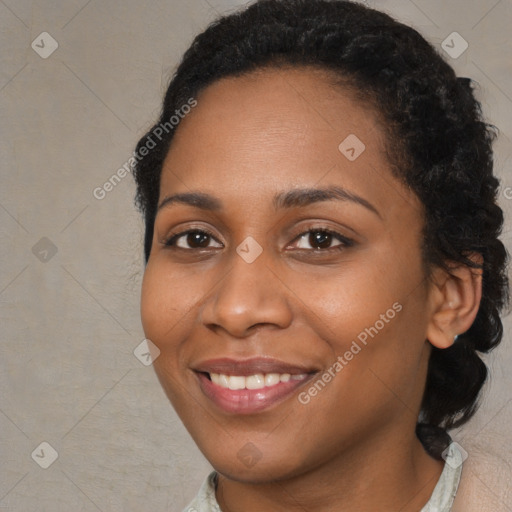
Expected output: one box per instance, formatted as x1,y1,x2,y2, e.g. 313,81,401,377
265,373,280,386
246,373,265,389
209,372,299,390
228,376,245,390
218,374,230,388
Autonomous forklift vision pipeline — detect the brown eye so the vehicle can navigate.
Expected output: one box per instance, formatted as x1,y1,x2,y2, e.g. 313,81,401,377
185,231,210,248
293,229,352,251
164,229,222,249
309,231,334,249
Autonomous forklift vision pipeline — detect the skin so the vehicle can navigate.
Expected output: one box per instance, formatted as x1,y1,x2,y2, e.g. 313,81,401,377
140,66,482,511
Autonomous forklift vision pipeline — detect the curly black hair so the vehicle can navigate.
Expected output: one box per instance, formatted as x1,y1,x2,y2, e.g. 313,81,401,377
132,0,509,458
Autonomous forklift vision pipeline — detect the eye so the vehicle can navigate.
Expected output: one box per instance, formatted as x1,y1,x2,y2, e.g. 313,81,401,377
163,229,222,250
162,227,354,252
290,228,354,252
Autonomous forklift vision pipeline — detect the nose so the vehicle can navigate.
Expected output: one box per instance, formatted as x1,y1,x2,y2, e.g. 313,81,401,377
200,250,293,338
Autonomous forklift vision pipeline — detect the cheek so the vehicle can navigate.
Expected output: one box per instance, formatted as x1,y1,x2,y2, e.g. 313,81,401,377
140,258,198,347
287,247,428,395
284,255,402,344
140,260,201,409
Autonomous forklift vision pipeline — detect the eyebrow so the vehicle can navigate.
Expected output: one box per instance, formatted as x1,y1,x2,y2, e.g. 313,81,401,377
157,185,382,219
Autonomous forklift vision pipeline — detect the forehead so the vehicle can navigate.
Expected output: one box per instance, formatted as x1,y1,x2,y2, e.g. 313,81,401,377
159,66,421,219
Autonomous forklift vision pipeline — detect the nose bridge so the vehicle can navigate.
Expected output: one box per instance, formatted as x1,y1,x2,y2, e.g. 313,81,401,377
200,246,292,337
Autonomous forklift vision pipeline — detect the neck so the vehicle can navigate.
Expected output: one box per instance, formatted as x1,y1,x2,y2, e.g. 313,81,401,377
215,426,444,512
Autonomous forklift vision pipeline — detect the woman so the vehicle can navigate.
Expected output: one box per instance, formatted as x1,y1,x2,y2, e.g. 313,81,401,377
133,1,509,510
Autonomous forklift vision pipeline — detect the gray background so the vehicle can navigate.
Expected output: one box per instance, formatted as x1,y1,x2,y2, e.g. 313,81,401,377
1,0,511,510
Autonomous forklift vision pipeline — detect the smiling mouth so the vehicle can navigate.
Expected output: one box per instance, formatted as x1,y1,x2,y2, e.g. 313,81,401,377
193,357,318,414
195,371,318,415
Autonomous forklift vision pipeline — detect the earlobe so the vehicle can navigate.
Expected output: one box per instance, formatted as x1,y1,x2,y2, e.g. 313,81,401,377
426,254,483,350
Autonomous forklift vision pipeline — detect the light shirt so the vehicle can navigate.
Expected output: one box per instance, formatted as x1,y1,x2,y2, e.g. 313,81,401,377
183,442,464,512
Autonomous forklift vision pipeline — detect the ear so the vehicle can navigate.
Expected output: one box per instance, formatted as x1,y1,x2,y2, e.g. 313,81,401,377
426,253,483,349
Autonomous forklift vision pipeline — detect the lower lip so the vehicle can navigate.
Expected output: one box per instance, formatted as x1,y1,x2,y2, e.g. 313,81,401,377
195,372,314,414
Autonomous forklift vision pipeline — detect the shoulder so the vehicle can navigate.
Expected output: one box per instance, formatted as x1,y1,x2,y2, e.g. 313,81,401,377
451,442,511,512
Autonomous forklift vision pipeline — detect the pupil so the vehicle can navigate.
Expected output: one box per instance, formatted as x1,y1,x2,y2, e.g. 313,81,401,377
310,231,331,249
188,231,209,248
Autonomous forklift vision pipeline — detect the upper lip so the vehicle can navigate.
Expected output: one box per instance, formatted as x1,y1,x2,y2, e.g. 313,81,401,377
192,357,319,376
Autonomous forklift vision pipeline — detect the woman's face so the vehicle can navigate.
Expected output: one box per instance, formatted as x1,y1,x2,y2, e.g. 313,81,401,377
141,67,434,481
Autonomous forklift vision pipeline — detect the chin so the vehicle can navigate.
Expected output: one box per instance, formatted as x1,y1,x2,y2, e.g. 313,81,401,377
202,441,315,484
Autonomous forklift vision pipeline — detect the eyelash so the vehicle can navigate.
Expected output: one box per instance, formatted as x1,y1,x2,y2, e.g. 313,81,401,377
162,226,354,253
